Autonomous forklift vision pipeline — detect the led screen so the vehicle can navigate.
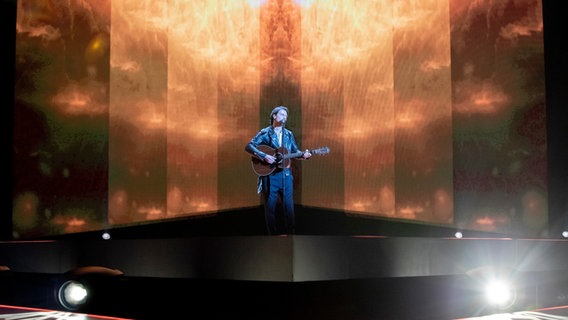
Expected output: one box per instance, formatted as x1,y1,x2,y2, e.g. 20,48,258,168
12,0,546,238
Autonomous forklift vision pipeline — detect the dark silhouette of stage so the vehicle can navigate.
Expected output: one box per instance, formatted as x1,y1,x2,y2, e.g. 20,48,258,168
2,207,568,319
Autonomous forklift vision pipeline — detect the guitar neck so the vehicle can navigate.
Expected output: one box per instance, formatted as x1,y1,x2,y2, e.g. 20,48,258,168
282,151,305,159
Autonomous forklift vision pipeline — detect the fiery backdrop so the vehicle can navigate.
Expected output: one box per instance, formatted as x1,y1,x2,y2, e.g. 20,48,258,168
12,0,546,238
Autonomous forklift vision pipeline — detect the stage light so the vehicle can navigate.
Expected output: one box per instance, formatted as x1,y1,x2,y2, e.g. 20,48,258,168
466,266,519,311
562,230,568,238
455,231,463,238
55,266,124,312
102,231,111,240
57,280,89,310
484,279,516,308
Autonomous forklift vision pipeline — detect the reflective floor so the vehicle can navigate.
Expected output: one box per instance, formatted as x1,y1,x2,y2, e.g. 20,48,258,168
1,304,567,320
0,304,134,320
458,306,568,320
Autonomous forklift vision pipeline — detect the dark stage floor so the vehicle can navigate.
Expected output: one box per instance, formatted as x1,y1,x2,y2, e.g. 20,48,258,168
2,236,568,319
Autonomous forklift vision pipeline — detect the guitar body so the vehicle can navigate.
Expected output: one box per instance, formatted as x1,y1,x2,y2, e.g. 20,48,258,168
250,145,330,176
251,145,289,176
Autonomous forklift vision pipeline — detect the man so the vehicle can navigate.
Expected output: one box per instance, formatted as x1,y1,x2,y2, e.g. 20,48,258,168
245,106,311,235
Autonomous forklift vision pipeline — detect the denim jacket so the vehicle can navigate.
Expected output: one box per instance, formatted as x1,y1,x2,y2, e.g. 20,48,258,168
245,126,302,193
246,126,301,158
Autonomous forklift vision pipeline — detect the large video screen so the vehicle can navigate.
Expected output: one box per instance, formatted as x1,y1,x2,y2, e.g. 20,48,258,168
12,0,546,239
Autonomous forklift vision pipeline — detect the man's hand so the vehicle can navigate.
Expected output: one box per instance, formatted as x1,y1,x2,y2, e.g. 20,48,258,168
303,149,312,159
264,154,277,163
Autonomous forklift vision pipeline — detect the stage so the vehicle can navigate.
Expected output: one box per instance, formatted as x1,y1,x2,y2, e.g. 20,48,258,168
1,304,567,320
2,235,568,280
1,236,568,319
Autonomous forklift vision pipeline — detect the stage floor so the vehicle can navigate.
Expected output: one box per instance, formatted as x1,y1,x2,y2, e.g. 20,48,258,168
457,306,568,319
0,304,134,319
2,235,568,281
2,236,568,319
1,304,567,320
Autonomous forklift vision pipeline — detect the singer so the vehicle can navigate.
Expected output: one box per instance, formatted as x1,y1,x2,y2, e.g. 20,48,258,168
245,105,312,235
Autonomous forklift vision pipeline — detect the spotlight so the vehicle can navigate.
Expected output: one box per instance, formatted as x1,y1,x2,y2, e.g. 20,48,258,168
455,231,463,238
102,231,111,240
55,266,124,312
484,279,516,308
57,280,89,310
562,230,568,238
466,266,519,311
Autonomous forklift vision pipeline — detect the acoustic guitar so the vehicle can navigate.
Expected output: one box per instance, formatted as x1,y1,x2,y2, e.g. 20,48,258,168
250,145,330,176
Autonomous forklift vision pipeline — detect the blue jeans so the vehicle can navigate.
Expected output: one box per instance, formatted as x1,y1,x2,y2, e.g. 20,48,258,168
263,168,295,235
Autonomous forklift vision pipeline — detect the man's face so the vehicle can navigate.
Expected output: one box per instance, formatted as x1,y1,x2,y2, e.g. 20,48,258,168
275,110,288,123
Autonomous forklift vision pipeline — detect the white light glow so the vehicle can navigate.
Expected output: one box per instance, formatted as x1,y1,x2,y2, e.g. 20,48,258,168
58,280,89,310
484,280,513,307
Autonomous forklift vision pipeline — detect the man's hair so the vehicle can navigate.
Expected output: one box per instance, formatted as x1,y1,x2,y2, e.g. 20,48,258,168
269,105,289,124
